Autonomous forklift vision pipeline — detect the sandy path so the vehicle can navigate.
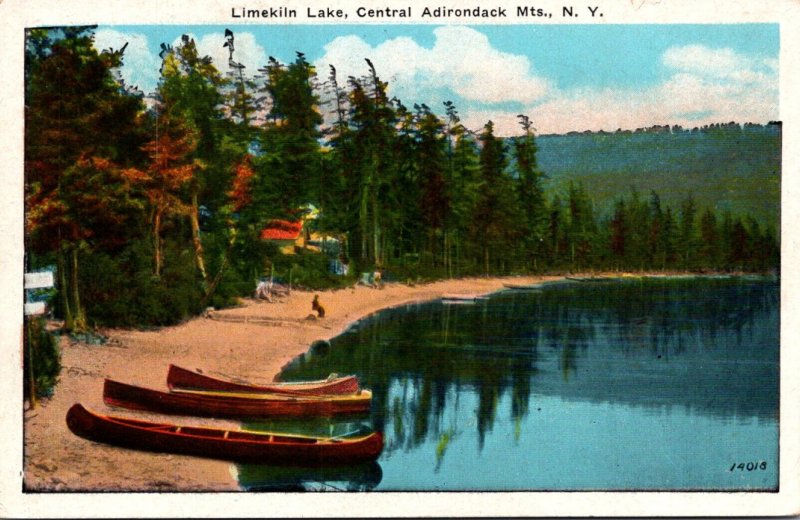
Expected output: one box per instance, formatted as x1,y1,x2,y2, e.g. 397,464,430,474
22,275,559,492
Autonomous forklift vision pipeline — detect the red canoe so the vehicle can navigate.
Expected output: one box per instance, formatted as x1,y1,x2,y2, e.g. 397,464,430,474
103,379,372,418
66,403,383,465
167,364,360,396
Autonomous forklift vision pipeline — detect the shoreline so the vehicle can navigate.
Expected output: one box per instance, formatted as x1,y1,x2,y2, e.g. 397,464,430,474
22,274,557,491
21,272,768,492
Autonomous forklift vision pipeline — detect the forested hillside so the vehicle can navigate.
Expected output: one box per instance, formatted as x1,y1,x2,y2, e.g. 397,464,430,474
536,123,781,229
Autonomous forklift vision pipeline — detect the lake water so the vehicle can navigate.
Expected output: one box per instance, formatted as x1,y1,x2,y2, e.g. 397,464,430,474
235,277,779,491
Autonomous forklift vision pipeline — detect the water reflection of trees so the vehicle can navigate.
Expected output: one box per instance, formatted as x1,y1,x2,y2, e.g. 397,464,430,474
235,461,383,491
281,279,778,462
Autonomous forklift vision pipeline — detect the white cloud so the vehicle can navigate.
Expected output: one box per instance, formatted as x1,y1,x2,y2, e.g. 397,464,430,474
472,44,778,136
315,26,550,106
315,34,776,137
94,29,160,93
663,44,743,77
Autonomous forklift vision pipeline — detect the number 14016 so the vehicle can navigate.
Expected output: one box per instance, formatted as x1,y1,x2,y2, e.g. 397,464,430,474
729,461,767,471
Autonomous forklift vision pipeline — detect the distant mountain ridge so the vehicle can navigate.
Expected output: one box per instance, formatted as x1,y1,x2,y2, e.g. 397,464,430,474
530,122,781,228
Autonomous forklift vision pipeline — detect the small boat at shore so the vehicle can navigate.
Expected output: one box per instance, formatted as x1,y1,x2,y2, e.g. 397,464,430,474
167,365,360,396
66,403,383,465
565,276,613,282
503,283,542,291
441,293,488,302
103,379,372,419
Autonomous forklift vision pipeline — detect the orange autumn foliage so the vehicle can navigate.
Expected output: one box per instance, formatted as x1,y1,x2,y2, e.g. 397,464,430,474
229,155,255,212
121,122,199,276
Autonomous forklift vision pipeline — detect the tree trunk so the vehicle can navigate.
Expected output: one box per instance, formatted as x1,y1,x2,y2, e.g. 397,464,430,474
360,177,370,263
153,208,163,277
455,232,461,277
57,244,73,330
189,190,208,282
442,231,447,275
371,187,381,266
69,246,87,331
201,222,238,307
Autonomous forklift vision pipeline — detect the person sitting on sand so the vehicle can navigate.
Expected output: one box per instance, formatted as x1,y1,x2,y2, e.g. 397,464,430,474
312,294,326,318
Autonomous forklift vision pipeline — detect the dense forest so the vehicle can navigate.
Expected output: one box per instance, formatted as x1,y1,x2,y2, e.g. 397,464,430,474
24,26,780,336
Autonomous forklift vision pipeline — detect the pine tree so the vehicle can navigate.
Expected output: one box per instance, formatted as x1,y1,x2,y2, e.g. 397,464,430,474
389,98,423,261
258,52,323,211
610,198,627,262
660,207,679,269
699,207,721,269
316,64,354,253
414,104,449,265
342,60,397,266
449,122,481,274
156,35,227,283
236,51,322,293
547,194,566,266
679,195,699,269
473,121,518,273
565,182,596,269
513,114,547,270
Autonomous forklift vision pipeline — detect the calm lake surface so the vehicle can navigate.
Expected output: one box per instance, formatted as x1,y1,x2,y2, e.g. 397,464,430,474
235,277,779,491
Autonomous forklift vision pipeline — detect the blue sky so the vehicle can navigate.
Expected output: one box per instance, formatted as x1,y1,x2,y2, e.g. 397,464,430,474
96,24,779,135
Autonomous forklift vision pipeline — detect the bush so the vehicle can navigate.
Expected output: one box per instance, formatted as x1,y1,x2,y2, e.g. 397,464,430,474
80,238,204,327
24,317,61,399
272,249,353,290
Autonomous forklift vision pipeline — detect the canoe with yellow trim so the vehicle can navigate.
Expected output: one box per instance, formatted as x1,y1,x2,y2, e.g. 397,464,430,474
66,403,383,464
166,364,360,396
103,379,372,418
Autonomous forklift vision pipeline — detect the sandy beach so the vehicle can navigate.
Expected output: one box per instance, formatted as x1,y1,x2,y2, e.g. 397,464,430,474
22,275,560,492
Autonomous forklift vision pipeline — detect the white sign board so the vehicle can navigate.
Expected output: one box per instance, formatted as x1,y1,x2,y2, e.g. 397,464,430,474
24,272,54,290
24,301,46,316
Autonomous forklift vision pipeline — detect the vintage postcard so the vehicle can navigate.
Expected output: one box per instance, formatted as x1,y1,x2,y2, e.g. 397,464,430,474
1,0,798,516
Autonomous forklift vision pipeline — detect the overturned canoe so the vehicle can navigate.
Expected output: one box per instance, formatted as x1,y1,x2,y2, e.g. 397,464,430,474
103,379,372,419
66,403,383,465
167,364,360,396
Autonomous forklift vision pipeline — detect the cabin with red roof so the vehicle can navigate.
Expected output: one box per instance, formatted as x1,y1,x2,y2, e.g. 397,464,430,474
260,219,303,241
259,205,326,255
260,219,306,254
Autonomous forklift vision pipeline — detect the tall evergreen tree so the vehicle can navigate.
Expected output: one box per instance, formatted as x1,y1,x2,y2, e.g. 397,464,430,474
610,198,627,262
343,60,397,266
388,98,423,260
414,103,449,265
513,114,547,270
473,121,517,273
699,207,721,269
448,121,481,274
565,182,596,269
257,52,323,212
156,35,228,283
660,207,679,270
546,194,566,266
679,195,699,269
